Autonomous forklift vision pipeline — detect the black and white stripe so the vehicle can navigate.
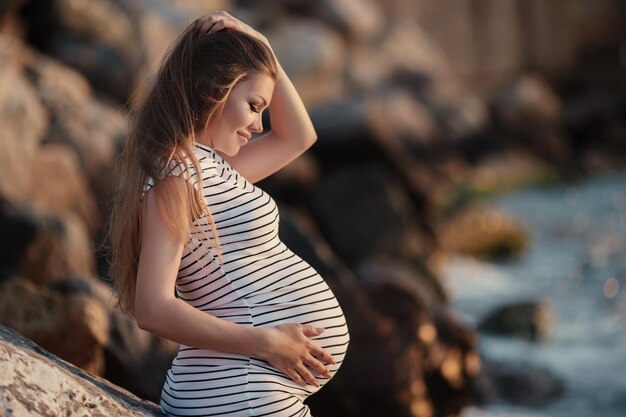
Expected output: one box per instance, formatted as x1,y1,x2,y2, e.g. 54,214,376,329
144,143,350,416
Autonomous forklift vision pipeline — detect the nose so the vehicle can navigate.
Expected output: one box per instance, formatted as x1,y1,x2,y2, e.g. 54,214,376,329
250,114,263,134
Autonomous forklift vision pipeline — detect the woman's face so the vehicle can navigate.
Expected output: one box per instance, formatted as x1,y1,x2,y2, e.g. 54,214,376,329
201,71,275,156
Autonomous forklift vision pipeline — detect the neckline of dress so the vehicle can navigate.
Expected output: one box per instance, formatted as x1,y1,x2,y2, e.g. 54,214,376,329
194,142,229,166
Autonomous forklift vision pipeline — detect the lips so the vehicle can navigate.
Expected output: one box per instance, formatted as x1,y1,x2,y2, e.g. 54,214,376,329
237,131,251,140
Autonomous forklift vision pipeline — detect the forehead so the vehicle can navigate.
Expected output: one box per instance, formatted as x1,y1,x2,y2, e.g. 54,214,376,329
232,72,275,99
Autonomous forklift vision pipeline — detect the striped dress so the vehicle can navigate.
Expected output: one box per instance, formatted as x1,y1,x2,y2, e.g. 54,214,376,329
142,142,350,417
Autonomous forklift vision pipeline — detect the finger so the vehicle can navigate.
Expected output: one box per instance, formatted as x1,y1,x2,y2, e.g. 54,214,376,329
307,342,336,365
285,368,304,386
304,354,332,379
208,19,227,33
201,17,220,33
295,363,319,388
301,325,324,338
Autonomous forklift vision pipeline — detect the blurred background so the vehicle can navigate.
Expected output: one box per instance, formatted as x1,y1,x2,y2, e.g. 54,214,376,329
0,0,625,416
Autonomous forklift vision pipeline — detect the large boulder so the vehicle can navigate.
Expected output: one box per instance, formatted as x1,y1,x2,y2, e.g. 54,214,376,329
0,276,109,374
22,46,126,209
49,276,179,403
0,201,38,282
0,324,165,416
18,211,97,286
310,165,428,266
0,36,47,204
27,143,101,236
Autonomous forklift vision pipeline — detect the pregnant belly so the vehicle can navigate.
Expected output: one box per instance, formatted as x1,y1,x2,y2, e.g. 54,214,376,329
169,281,350,398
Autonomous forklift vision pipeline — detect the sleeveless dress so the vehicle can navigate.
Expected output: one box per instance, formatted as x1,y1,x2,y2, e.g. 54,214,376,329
142,143,350,417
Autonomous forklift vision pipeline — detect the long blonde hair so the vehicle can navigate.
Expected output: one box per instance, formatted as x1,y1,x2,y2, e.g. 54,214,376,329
106,23,277,318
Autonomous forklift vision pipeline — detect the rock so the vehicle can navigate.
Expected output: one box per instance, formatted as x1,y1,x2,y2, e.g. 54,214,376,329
0,324,165,416
310,165,427,266
19,0,140,102
351,275,479,417
563,88,626,158
46,275,179,403
0,201,38,282
346,17,464,98
491,74,561,131
354,259,447,310
0,0,25,27
278,0,384,42
22,47,126,209
27,143,101,236
267,19,346,107
436,202,529,260
0,276,109,374
256,152,321,206
0,36,47,204
310,88,487,217
460,150,557,199
490,74,570,162
478,299,556,341
278,205,354,285
473,357,565,406
18,211,97,285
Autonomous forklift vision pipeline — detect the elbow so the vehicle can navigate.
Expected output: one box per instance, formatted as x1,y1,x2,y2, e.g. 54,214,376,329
136,312,154,332
304,129,317,149
135,304,160,332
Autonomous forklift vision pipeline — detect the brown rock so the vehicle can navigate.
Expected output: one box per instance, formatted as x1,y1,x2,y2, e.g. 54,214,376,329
49,275,179,402
18,212,97,285
22,47,126,206
0,324,165,416
437,202,529,260
27,143,101,235
0,37,47,204
0,276,109,374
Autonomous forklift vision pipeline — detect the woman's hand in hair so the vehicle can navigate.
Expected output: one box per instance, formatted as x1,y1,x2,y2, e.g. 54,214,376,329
196,11,272,51
256,323,335,387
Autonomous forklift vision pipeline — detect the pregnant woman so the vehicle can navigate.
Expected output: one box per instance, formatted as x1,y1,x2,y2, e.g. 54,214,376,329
107,11,350,417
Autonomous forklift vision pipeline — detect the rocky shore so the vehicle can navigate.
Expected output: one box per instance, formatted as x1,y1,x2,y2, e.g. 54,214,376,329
1,0,624,416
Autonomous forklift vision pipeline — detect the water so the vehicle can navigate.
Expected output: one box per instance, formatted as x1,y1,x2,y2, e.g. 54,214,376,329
439,171,626,417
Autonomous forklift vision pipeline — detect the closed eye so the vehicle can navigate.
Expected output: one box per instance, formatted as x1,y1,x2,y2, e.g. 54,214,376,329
249,103,260,113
